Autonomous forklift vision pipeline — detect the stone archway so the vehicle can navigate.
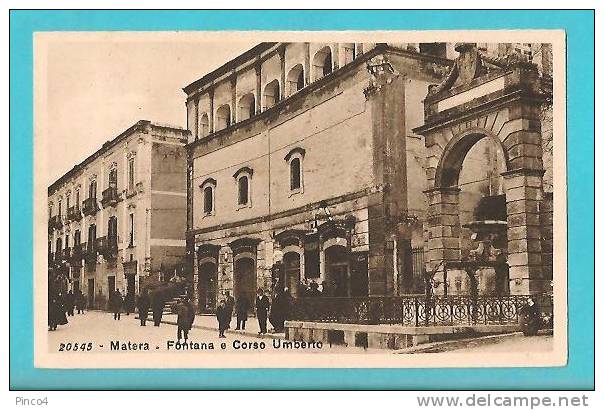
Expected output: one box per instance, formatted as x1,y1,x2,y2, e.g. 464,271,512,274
414,43,551,295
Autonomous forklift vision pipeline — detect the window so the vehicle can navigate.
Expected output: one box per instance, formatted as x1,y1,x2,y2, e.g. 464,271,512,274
89,180,97,200
238,176,249,206
238,94,255,122
263,80,280,110
200,178,217,216
215,105,231,131
108,216,118,247
74,230,81,246
284,147,305,194
233,167,253,208
128,213,135,247
128,157,135,192
290,158,301,190
109,167,118,188
88,224,96,251
341,43,356,65
65,235,69,250
49,204,53,217
66,193,71,210
286,64,305,97
199,113,209,138
312,46,333,81
75,190,80,208
58,200,62,217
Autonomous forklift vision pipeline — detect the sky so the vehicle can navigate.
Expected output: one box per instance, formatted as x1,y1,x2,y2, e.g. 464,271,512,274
41,33,256,185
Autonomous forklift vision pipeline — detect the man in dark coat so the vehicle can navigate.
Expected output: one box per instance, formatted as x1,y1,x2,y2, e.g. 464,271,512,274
151,291,165,327
224,291,235,329
65,290,75,317
216,299,230,338
75,290,86,314
137,290,150,326
125,292,135,316
235,295,249,330
49,292,68,331
110,289,123,320
255,288,270,334
174,296,195,342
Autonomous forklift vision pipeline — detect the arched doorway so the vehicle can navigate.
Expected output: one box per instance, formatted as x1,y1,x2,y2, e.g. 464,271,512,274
198,261,218,313
283,252,301,297
325,245,349,297
233,257,256,310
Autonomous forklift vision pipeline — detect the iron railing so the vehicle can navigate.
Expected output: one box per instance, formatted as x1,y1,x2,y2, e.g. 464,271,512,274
289,294,552,326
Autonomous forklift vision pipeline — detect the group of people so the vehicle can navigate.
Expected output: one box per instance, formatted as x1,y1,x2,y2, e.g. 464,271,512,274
214,286,292,338
48,289,86,331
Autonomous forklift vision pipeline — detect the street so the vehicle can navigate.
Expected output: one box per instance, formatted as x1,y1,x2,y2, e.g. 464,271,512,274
450,333,554,353
46,311,367,354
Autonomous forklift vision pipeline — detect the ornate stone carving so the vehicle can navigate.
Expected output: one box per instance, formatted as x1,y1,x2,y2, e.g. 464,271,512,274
363,55,400,99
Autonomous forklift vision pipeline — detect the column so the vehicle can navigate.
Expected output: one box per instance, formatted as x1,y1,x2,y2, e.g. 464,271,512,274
254,62,262,113
208,88,215,133
230,74,237,124
279,45,286,100
502,168,547,295
192,244,199,312
304,42,311,86
425,187,461,294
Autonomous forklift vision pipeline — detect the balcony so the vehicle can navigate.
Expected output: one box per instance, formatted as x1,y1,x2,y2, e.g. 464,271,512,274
126,182,144,199
101,187,120,208
82,197,99,216
48,215,63,231
97,236,118,261
71,244,84,265
67,206,82,222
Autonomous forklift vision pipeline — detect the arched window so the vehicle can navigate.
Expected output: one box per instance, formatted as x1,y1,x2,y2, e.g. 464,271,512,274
263,79,280,110
312,46,333,81
238,93,256,121
215,105,231,131
286,64,305,97
108,166,117,188
341,43,356,65
233,167,253,208
284,147,305,194
58,199,63,217
199,113,209,138
89,179,97,200
200,178,217,216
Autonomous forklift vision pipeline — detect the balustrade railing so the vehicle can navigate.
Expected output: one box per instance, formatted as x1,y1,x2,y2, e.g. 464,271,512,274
289,294,553,326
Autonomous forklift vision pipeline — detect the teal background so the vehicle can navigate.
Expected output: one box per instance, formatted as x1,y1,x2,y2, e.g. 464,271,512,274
9,10,594,390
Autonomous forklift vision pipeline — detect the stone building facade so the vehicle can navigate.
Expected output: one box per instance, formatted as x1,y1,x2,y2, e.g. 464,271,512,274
184,41,554,312
184,42,458,312
48,120,189,309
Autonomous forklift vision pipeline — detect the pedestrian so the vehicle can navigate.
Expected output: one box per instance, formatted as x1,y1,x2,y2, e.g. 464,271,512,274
216,299,229,338
48,292,68,331
255,288,270,335
110,289,123,320
151,291,165,327
137,290,150,326
75,290,86,314
224,290,235,329
173,296,195,342
125,292,135,316
235,295,249,330
65,290,75,317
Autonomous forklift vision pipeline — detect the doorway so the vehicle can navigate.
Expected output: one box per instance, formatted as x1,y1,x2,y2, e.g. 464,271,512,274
350,252,369,296
325,245,350,297
198,262,218,313
233,257,256,310
87,278,94,307
283,252,301,297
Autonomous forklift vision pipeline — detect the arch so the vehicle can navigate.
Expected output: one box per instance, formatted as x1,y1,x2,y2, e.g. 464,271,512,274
199,112,209,138
263,79,280,110
233,256,256,309
238,93,256,121
215,104,231,131
283,251,302,297
324,244,349,297
312,46,333,81
286,64,305,97
198,261,218,313
435,129,510,188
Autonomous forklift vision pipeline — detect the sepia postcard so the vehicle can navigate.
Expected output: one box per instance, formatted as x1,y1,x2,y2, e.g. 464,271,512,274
34,30,567,369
